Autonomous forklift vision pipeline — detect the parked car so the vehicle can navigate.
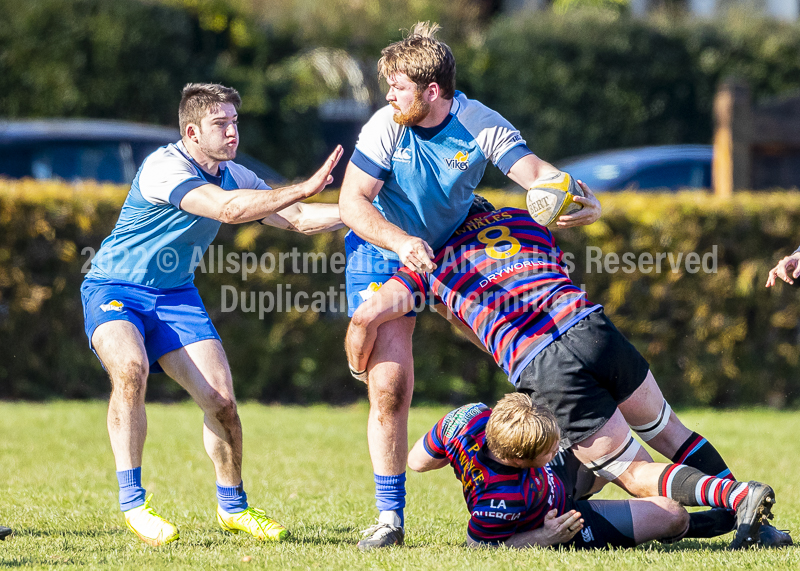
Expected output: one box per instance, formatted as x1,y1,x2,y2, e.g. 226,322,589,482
509,145,713,193
0,119,285,186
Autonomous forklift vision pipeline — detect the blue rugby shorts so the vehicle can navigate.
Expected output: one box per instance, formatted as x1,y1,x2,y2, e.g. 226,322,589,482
344,230,418,318
80,278,220,373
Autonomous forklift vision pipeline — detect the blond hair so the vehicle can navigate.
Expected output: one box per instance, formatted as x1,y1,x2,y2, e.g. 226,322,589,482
378,22,456,99
178,83,242,136
485,393,560,462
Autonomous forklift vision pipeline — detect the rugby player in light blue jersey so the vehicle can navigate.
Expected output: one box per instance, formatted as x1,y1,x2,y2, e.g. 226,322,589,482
81,83,343,546
337,22,602,550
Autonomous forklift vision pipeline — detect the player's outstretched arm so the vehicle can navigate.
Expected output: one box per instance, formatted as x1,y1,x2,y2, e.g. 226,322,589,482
260,202,344,234
408,435,449,472
179,145,343,224
339,162,436,272
766,250,800,287
507,155,601,228
345,279,416,379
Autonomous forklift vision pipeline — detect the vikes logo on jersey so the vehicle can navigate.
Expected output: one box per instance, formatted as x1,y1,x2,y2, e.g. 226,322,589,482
446,151,469,171
100,300,124,312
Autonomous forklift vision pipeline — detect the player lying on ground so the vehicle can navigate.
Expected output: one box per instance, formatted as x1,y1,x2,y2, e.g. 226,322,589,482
0,525,11,540
409,394,731,549
346,205,790,548
81,83,343,546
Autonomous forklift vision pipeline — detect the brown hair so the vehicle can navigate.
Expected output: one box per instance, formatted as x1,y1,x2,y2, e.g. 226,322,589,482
178,83,242,136
485,393,560,462
378,22,456,100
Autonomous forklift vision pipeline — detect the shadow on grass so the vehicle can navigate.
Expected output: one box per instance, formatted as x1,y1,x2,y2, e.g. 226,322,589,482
18,528,124,538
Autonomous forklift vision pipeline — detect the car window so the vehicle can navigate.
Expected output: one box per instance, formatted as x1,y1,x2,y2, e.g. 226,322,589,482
131,142,170,169
0,142,127,184
621,161,710,191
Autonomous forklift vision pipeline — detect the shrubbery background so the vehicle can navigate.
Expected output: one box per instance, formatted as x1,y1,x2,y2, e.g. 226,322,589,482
3,1,800,405
2,0,800,181
2,182,799,407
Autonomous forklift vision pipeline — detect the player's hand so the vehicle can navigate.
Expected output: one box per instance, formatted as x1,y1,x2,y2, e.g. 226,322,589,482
555,181,601,228
766,253,800,287
540,509,583,545
302,145,344,198
397,237,437,273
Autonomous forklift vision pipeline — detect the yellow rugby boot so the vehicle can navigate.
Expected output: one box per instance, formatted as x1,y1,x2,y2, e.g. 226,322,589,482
124,494,179,547
216,506,289,542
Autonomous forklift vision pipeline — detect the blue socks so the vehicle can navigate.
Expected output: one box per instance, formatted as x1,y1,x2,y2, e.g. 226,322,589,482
117,467,146,512
116,468,249,514
216,481,249,513
375,473,406,528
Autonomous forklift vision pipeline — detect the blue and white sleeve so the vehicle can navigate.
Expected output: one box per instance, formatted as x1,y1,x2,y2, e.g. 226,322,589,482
350,106,404,181
460,99,533,174
138,149,207,208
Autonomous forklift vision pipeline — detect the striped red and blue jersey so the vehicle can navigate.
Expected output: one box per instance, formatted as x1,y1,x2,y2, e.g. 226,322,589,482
423,403,567,544
391,207,600,386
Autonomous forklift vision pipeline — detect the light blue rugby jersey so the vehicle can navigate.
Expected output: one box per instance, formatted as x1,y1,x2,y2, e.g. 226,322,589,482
86,140,269,289
350,91,532,260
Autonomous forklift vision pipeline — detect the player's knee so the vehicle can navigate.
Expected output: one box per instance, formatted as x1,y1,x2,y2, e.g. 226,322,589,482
111,360,148,402
203,389,238,423
350,305,377,331
656,497,690,537
370,379,410,416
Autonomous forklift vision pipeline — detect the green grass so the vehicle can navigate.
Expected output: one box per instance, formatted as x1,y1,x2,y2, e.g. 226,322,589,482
1,402,799,569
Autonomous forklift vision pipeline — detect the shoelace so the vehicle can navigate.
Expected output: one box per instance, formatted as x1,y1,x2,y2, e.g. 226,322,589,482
134,494,164,521
239,507,279,531
360,522,399,537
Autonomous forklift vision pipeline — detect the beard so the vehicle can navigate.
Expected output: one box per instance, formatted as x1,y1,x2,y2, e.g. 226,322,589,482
392,90,431,126
198,134,237,162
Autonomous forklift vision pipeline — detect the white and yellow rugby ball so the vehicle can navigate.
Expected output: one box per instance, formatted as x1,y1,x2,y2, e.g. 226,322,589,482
526,172,584,228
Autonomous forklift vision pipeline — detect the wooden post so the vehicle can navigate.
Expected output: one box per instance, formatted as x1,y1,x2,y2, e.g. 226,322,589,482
713,79,752,196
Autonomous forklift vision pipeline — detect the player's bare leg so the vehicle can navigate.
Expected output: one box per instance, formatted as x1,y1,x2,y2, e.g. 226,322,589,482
617,371,692,458
360,316,415,550
629,497,689,544
158,339,288,542
92,321,178,546
572,408,777,549
617,370,791,546
158,339,242,486
92,321,150,473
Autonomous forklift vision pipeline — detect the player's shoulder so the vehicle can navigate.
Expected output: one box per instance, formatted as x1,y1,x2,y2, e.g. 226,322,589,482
441,402,490,441
451,92,509,128
361,104,404,134
137,142,198,190
140,142,187,171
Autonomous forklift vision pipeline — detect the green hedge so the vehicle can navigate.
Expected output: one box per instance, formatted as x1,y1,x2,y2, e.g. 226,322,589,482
2,181,800,407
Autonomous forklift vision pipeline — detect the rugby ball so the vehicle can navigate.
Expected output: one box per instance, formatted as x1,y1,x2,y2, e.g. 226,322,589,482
526,172,584,228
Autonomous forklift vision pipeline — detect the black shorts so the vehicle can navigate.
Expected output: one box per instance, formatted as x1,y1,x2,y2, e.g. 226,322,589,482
517,309,650,448
549,449,636,549
564,498,637,549
548,447,596,500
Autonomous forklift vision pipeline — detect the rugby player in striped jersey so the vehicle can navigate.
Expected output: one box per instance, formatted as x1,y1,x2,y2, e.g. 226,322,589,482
408,394,691,548
346,204,790,548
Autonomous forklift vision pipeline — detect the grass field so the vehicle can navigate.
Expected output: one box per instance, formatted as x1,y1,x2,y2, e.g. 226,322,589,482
1,401,799,569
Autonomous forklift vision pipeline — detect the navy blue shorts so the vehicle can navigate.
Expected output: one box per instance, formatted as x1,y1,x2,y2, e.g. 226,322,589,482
344,230,416,318
81,278,220,374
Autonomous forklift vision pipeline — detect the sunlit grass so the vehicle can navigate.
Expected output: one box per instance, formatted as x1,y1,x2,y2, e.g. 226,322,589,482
1,402,798,569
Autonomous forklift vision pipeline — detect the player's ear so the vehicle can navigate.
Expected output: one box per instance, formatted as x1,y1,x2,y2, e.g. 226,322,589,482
425,82,441,103
185,123,200,143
